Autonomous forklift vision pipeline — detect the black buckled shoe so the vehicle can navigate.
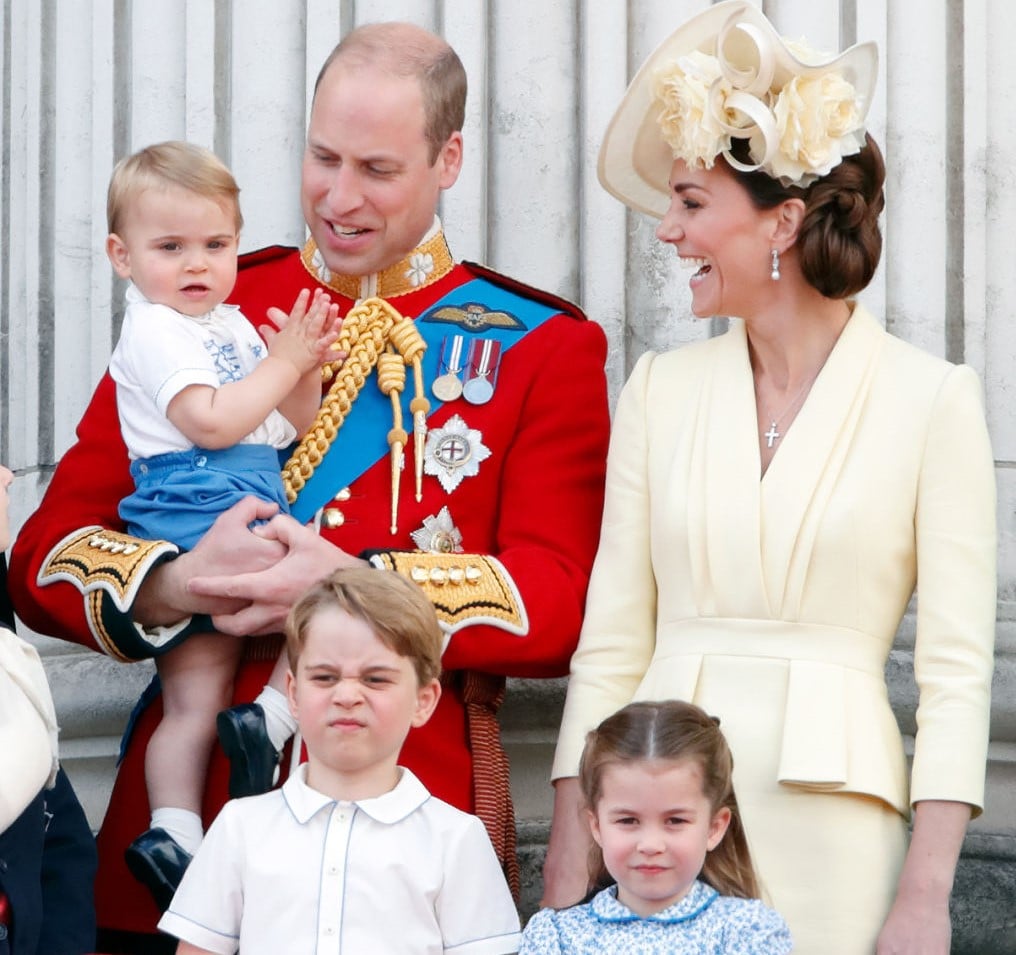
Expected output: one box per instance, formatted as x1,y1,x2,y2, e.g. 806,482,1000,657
217,702,281,799
124,828,193,912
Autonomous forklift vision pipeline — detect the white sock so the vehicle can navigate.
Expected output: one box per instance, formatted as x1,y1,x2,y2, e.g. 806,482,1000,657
150,807,203,856
256,685,298,752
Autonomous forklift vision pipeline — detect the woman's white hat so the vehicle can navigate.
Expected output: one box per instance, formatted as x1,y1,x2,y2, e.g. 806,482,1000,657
598,0,878,218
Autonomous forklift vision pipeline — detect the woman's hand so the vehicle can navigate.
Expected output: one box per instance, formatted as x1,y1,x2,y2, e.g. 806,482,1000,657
540,776,594,908
875,800,970,954
876,888,950,954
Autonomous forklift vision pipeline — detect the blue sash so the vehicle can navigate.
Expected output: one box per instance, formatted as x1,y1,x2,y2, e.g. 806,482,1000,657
290,277,560,523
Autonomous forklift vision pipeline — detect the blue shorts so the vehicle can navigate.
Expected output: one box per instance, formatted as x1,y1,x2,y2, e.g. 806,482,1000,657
119,445,290,552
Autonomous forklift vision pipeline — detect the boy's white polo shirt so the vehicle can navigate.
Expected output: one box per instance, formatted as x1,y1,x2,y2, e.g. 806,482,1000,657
159,764,521,954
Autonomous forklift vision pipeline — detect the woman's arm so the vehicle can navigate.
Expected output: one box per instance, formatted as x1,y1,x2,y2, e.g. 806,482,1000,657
540,776,593,908
876,799,970,954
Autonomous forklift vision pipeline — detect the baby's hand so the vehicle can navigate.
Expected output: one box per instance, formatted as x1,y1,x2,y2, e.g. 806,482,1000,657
262,289,341,374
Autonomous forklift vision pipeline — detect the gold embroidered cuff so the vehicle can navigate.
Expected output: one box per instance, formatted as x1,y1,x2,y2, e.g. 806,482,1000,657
38,527,182,661
368,551,529,636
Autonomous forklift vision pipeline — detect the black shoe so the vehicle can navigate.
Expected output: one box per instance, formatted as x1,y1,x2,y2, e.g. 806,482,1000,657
217,702,281,799
124,828,192,913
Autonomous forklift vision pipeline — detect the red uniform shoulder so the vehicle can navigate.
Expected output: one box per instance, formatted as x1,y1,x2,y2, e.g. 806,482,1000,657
461,261,587,322
237,245,299,272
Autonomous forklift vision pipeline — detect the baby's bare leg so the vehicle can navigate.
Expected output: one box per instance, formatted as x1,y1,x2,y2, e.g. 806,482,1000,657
148,632,243,812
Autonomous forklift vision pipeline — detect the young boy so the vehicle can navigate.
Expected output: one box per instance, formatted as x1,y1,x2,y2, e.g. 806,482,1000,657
105,142,340,905
157,567,522,954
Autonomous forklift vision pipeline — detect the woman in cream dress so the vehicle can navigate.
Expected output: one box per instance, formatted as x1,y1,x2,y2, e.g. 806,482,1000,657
541,4,996,953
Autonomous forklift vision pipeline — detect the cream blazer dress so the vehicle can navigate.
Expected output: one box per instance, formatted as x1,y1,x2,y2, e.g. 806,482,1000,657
553,304,996,953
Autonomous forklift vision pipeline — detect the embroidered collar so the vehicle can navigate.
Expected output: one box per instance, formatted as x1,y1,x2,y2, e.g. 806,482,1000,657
299,218,455,300
282,763,431,825
590,880,719,924
124,282,238,325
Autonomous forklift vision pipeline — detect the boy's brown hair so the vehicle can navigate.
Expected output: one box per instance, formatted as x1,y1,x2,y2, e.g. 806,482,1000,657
107,140,243,235
285,567,442,685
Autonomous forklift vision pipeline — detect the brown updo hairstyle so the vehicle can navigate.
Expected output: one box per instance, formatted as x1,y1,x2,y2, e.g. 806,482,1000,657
727,133,886,299
578,700,761,901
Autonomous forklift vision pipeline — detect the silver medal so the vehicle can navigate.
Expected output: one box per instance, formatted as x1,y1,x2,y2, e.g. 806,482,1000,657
463,338,500,406
462,376,494,404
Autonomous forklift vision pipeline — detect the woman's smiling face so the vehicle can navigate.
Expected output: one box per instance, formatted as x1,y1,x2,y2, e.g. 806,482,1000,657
655,158,782,320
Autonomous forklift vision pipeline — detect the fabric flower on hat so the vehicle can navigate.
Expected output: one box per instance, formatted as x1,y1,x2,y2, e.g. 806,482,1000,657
770,71,865,184
650,27,866,187
654,51,737,171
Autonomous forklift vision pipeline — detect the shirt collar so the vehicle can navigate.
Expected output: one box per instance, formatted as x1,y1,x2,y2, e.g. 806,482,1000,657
281,764,431,826
299,216,455,300
589,880,718,924
123,281,238,323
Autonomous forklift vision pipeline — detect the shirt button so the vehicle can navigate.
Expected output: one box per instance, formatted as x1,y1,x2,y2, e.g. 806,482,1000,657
195,455,208,467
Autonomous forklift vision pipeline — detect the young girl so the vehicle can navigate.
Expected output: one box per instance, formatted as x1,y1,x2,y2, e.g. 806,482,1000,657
104,141,340,908
523,701,791,953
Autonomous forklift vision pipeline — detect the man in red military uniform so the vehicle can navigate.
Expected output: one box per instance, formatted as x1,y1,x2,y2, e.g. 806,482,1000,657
9,20,609,952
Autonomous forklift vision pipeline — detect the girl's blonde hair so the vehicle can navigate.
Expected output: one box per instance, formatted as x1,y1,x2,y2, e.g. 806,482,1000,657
578,699,761,900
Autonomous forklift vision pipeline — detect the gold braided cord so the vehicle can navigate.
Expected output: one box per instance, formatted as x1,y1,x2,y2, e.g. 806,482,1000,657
281,297,427,506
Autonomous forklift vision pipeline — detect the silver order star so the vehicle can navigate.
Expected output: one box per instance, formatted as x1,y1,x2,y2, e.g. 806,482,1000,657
410,506,464,554
423,414,491,494
405,252,434,287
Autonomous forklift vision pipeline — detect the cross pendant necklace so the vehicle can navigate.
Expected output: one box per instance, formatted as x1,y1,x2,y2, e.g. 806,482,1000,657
758,371,819,449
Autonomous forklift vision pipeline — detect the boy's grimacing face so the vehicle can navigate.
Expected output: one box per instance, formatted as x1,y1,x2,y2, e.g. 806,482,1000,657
286,605,440,798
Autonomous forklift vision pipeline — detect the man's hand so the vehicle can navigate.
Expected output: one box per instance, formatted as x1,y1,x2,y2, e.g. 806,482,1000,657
134,497,287,627
188,513,366,635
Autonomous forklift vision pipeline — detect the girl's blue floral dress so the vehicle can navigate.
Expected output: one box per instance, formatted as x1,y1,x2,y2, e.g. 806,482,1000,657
520,880,791,954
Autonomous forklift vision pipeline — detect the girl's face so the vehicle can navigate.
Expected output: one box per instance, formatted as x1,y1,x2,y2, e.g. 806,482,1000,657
587,757,731,917
0,465,13,552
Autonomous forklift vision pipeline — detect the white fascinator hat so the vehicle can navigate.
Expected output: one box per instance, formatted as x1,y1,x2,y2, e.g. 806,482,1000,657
598,0,878,218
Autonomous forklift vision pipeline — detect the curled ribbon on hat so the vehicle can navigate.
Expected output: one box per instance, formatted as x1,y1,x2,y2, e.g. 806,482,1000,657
654,7,867,187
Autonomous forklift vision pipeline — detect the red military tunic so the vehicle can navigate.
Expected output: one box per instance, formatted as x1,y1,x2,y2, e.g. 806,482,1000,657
8,227,610,937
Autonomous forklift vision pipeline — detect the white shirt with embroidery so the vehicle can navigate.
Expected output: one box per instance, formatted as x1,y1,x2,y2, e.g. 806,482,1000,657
109,283,296,460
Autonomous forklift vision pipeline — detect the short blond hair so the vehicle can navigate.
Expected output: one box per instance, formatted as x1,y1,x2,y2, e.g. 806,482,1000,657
286,567,442,685
107,141,242,235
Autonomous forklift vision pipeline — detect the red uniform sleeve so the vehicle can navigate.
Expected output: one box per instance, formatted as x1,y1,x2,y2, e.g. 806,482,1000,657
8,375,186,660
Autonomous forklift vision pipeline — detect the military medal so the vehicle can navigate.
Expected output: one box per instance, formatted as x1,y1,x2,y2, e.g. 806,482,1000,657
462,338,501,405
432,334,465,402
423,414,491,493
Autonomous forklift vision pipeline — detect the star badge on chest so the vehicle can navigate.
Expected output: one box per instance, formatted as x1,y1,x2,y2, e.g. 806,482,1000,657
423,414,491,494
410,506,464,554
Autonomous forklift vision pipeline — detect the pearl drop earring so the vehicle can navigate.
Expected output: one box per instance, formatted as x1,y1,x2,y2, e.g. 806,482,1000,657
770,248,781,281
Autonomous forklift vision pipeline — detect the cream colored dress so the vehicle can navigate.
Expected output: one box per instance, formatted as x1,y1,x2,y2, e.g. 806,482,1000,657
553,305,996,954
